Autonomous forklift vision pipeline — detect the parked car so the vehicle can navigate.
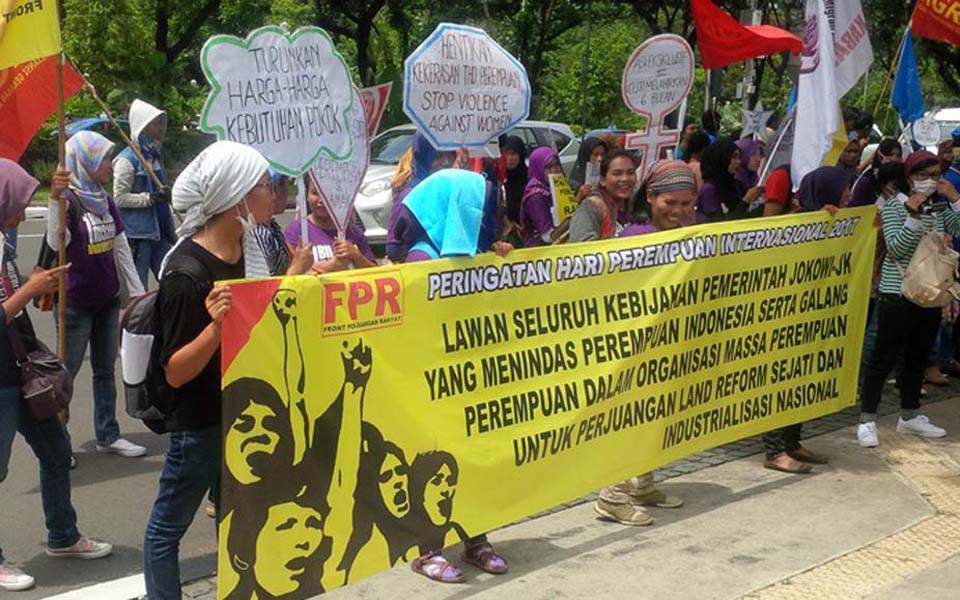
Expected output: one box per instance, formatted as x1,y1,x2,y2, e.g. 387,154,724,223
354,121,580,246
924,107,960,153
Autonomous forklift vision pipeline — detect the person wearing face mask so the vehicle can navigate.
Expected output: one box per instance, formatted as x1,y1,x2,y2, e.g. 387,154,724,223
857,150,960,448
696,140,764,222
285,174,377,273
46,131,147,464
851,138,902,207
142,141,275,600
569,150,638,241
113,99,177,289
521,147,566,248
386,132,456,263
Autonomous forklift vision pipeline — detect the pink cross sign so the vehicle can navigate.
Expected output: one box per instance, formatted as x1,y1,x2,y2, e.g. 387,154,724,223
621,34,694,180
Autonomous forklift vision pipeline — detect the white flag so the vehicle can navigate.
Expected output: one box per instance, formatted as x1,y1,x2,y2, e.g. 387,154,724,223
791,0,839,191
826,0,874,97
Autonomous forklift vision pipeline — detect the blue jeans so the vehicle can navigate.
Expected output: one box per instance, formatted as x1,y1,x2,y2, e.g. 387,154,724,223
130,238,172,290
143,427,220,600
55,300,121,445
930,321,955,365
0,385,80,563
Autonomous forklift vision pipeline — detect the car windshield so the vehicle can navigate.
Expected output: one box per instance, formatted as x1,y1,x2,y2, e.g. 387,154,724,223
370,130,415,164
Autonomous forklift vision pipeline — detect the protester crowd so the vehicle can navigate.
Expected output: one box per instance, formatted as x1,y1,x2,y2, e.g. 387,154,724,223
3,95,960,595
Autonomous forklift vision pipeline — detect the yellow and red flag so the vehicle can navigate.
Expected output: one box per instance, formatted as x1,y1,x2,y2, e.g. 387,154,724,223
0,55,83,159
0,0,61,70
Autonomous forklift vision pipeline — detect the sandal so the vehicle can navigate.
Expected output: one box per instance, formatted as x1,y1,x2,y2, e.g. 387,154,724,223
764,455,812,474
461,541,509,574
411,553,465,583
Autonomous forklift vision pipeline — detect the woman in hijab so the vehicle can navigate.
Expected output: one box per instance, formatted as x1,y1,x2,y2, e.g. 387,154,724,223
568,137,608,193
44,131,146,463
385,132,455,262
851,138,901,207
400,170,511,583
520,147,564,248
734,138,763,192
697,140,763,221
797,166,851,214
0,161,113,591
759,166,849,475
143,141,275,600
499,135,528,225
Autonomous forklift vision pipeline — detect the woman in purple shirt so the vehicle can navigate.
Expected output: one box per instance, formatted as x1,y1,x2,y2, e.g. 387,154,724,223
46,131,147,462
285,174,376,273
697,139,764,222
520,147,564,247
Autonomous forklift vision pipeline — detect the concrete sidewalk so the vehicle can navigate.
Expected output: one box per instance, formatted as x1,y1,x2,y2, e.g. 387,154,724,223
181,398,960,600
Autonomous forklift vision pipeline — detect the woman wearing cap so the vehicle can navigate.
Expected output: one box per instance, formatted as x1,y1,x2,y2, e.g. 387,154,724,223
142,141,275,600
858,150,960,448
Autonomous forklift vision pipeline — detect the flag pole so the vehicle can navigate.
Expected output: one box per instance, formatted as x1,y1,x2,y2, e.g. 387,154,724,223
55,6,67,363
872,24,909,119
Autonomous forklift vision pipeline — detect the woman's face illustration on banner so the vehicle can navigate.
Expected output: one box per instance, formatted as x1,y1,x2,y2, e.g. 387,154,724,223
225,401,282,485
424,462,457,526
254,501,325,596
379,450,410,519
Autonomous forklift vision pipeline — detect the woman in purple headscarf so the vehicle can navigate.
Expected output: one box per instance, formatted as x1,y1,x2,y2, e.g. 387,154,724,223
520,147,564,248
796,166,851,214
385,132,455,262
734,138,763,192
760,165,849,475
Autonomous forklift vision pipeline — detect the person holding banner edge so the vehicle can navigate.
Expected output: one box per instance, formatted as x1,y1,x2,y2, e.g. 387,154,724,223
569,153,684,526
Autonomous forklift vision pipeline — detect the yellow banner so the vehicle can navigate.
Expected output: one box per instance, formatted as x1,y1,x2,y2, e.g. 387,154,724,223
0,0,60,71
217,207,876,599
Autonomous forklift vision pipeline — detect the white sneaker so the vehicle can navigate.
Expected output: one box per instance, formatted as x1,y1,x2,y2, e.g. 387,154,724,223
858,422,879,447
897,415,947,438
96,437,146,458
0,562,35,591
45,536,113,560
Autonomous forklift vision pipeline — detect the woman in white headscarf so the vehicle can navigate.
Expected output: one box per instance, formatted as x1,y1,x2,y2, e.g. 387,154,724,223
142,141,274,600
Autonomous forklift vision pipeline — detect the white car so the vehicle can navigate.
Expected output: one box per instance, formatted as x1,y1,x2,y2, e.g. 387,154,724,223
355,121,581,246
924,107,960,153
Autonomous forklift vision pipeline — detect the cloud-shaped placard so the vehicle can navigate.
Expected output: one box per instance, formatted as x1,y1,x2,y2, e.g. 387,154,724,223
200,26,354,176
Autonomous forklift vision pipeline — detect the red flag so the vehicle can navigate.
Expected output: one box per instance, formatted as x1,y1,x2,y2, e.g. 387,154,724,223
0,55,83,160
911,0,960,47
691,0,803,69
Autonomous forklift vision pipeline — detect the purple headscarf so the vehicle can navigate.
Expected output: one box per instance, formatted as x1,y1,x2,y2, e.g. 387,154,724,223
735,138,762,191
0,159,39,227
797,166,850,212
523,146,560,204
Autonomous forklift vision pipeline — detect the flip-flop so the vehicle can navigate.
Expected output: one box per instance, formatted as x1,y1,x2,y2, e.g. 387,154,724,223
411,553,465,584
764,459,812,474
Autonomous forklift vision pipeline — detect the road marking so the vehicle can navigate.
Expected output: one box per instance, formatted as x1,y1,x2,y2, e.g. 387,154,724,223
42,573,144,600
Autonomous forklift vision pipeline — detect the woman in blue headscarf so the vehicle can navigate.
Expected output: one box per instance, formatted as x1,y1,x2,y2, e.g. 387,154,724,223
400,169,511,583
385,132,455,262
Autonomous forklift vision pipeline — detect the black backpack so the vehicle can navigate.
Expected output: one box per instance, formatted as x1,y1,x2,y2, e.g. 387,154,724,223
120,253,208,434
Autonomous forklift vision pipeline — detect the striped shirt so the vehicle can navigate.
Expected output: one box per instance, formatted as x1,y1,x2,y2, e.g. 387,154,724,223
880,194,960,295
253,219,291,277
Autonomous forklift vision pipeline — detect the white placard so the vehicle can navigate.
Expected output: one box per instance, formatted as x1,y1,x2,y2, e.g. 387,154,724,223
912,114,942,147
309,86,370,236
621,34,694,122
199,25,355,175
403,23,531,149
